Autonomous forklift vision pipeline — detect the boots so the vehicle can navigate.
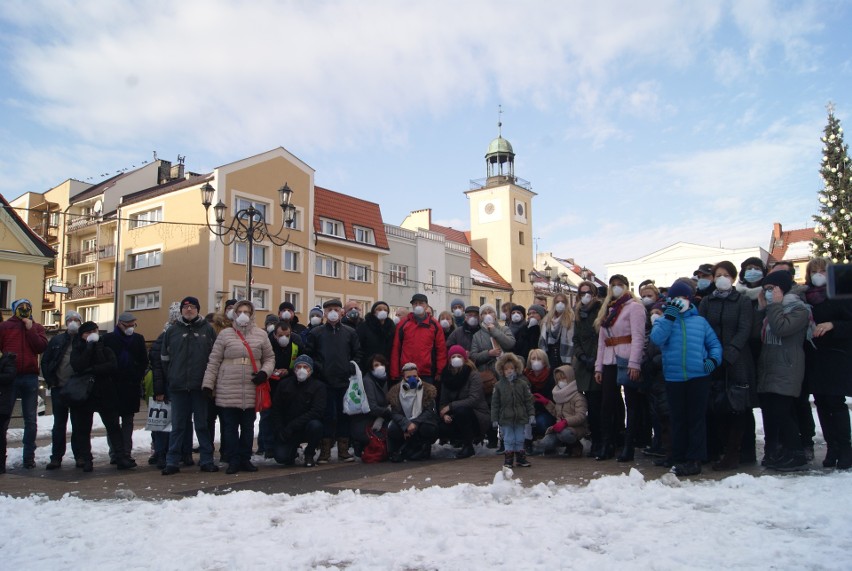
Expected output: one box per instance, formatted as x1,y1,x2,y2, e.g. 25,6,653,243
617,437,634,462
0,455,5,474
712,424,744,472
837,445,852,470
46,457,62,470
524,439,534,456
515,450,531,467
337,438,354,462
503,451,514,467
455,442,475,459
317,438,333,464
823,444,838,468
303,446,316,468
595,441,614,461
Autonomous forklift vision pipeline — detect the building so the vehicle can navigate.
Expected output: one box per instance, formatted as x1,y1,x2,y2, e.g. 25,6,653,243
767,222,818,282
0,193,56,320
533,252,605,304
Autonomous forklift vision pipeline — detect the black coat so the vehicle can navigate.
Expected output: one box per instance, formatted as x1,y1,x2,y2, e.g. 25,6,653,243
149,331,167,397
513,323,540,365
572,301,601,393
271,375,327,442
305,322,361,389
102,330,148,415
40,332,74,388
0,352,17,416
438,365,490,436
805,294,852,396
70,338,118,411
699,291,755,388
356,314,395,371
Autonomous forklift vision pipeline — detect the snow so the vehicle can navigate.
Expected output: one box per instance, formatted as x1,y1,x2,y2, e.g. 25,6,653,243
783,240,813,260
470,268,497,284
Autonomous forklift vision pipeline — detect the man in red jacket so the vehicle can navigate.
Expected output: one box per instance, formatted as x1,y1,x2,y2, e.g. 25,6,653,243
390,294,446,384
0,299,48,468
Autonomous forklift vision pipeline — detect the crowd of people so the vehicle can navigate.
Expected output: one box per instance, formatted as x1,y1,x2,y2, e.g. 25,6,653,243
0,255,850,477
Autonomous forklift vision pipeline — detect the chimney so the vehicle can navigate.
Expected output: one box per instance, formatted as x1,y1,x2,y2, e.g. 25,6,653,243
773,222,782,239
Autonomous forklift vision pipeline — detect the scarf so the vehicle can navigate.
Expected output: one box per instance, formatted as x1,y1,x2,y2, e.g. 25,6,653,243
112,326,134,369
736,283,762,301
399,382,423,420
601,294,631,329
711,288,732,299
551,381,577,405
762,293,815,347
805,285,827,306
524,366,551,392
441,365,470,391
543,317,574,363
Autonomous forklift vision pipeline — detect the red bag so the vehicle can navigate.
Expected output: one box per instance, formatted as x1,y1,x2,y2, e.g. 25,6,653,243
233,329,271,413
361,426,388,463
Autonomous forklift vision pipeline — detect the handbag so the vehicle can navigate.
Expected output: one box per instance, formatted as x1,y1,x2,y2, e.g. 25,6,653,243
145,397,172,432
615,356,640,389
234,329,271,413
62,372,95,406
361,425,388,463
710,367,750,415
343,361,371,415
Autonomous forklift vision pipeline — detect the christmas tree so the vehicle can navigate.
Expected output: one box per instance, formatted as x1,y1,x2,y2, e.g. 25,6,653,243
813,102,852,263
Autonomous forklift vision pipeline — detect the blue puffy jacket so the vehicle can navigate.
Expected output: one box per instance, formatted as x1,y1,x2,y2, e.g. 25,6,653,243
649,306,722,382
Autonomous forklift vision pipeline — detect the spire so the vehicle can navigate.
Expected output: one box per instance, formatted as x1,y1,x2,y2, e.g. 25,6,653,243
498,104,503,138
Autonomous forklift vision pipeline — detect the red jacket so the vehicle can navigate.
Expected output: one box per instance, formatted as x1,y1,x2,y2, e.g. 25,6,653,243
0,317,48,375
390,314,447,379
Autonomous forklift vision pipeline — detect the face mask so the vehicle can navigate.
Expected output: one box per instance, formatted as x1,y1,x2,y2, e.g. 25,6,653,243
499,312,507,321
346,310,359,320
811,273,827,288
277,335,290,347
235,313,250,326
467,317,479,327
611,286,624,298
405,377,419,389
373,365,386,379
715,276,733,291
123,326,135,336
440,319,450,330
527,317,539,328
580,294,592,305
393,316,400,325
558,380,568,389
226,309,235,320
412,305,425,316
267,324,276,333
295,368,309,382
483,315,494,326
376,310,388,321
505,371,516,381
555,302,566,313
650,314,662,325
677,298,690,312
86,332,99,343
280,311,292,320
744,269,763,284
450,356,464,368
327,310,340,322
310,316,322,326
453,308,463,317
640,296,654,307
66,321,80,333
530,359,544,372
697,278,711,290
764,290,775,304
511,313,523,323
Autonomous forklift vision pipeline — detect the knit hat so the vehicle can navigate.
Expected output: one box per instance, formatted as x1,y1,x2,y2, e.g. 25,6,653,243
11,299,32,313
79,321,98,334
667,279,695,300
117,312,136,323
479,303,496,316
65,310,83,323
293,354,314,372
450,298,465,310
181,296,201,311
401,362,418,373
264,314,278,326
527,304,547,320
447,345,468,359
309,305,323,317
763,270,794,294
224,298,238,309
278,301,295,312
510,304,526,316
410,293,428,304
322,298,342,309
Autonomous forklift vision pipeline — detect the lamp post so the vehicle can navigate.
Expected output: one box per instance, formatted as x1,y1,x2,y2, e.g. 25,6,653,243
200,182,296,304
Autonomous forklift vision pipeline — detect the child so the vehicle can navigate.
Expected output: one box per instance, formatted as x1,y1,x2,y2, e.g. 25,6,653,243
540,365,588,456
491,353,535,467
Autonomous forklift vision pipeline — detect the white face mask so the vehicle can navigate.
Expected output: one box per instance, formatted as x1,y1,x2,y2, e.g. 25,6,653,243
373,365,386,379
327,310,340,323
641,296,655,306
122,326,135,336
376,310,388,321
280,311,292,320
235,313,251,326
677,298,691,312
511,313,523,323
453,308,463,317
393,316,401,325
715,276,733,291
555,302,566,313
611,286,624,298
66,321,80,333
650,314,662,325
499,312,507,321
295,368,309,382
580,294,592,305
811,273,827,287
440,319,450,330
527,317,539,328
530,359,544,372
226,309,235,320
277,335,290,347
467,316,479,327
86,332,99,343
412,305,425,316
266,324,275,333
483,314,494,326
558,380,568,389
450,356,464,368
310,316,322,326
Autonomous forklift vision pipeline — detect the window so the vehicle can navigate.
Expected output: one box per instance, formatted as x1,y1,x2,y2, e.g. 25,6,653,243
496,298,503,313
319,218,343,237
128,249,162,270
315,256,340,278
283,250,300,272
82,237,96,252
448,274,464,294
0,279,9,309
128,291,160,310
81,305,99,322
43,311,58,327
520,269,526,283
354,226,375,245
235,243,269,267
232,286,269,310
479,296,486,306
519,231,525,245
129,207,162,229
285,209,302,231
348,263,371,283
283,291,300,312
79,272,95,286
236,198,268,222
428,270,436,291
389,264,408,286
45,276,59,290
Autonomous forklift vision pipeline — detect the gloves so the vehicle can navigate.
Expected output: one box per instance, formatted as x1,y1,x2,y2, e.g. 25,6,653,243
529,416,536,426
703,358,717,374
372,417,384,432
552,419,568,433
251,371,268,386
664,299,682,320
202,387,214,400
533,393,550,406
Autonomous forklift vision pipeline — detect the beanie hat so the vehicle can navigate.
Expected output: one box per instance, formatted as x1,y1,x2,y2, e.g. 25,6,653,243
117,312,136,323
293,354,314,371
181,296,201,311
450,298,465,309
264,314,278,326
763,270,794,294
224,298,238,309
278,301,295,312
309,305,323,317
447,345,468,359
65,310,83,323
527,304,547,320
11,299,32,313
510,304,525,316
79,321,98,334
479,303,496,316
668,278,695,300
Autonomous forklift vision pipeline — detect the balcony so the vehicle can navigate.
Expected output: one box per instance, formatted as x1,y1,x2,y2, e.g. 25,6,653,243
44,258,57,276
68,280,115,301
98,243,116,260
66,248,97,267
66,215,99,234
33,222,60,243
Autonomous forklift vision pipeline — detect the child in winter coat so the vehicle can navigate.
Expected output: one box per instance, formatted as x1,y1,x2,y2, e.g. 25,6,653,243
540,365,588,456
491,352,535,467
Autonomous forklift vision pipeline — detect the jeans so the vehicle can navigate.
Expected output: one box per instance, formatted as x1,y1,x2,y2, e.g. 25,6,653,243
274,419,323,464
534,410,556,438
166,390,213,467
14,374,39,462
50,390,79,461
500,424,526,453
666,376,711,462
219,407,256,466
323,386,349,439
541,428,579,452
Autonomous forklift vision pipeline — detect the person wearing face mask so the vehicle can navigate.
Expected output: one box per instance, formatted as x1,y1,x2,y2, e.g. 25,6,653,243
356,301,396,372
305,298,362,464
692,263,716,305
341,300,365,330
491,352,535,467
387,362,438,462
803,257,852,470
639,283,661,311
389,294,447,385
264,314,279,335
349,354,394,459
437,345,490,459
697,261,755,471
202,300,275,474
539,293,575,371
271,354,326,467
256,321,302,458
445,306,482,353
525,348,556,450
40,311,85,470
0,298,47,469
506,305,525,338
571,282,602,457
539,365,588,456
438,310,456,338
277,301,307,338
650,278,723,477
101,312,148,467
450,298,466,329
210,298,238,335
470,304,516,392
593,275,645,461
69,321,135,472
302,305,324,344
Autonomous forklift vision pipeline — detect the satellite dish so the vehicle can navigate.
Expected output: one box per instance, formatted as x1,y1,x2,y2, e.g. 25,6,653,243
93,200,103,214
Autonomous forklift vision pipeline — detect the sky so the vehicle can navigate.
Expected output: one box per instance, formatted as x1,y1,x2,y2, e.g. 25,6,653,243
1,0,851,276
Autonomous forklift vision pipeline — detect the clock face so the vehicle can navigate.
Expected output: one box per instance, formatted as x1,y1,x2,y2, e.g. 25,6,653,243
485,202,495,215
516,203,524,216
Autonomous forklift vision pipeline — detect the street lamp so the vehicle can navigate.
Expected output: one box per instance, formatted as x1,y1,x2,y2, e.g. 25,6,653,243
200,181,297,303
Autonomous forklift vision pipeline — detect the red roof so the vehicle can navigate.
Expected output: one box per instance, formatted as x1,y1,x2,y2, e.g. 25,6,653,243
768,223,818,262
429,222,469,245
314,186,389,250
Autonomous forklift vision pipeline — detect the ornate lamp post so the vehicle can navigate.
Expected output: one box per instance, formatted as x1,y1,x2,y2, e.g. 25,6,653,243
200,182,296,303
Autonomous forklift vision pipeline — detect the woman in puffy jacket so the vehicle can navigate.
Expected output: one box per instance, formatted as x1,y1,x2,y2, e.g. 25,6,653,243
540,365,588,456
202,300,274,474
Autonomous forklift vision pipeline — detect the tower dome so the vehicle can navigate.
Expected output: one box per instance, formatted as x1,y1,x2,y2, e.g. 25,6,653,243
485,108,515,184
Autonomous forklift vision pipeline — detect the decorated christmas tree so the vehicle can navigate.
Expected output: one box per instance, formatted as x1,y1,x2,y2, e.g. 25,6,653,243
813,102,852,263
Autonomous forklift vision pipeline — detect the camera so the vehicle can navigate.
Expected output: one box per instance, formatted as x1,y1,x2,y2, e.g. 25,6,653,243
827,263,852,299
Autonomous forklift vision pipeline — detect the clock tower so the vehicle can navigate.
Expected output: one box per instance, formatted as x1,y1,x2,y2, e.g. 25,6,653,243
466,114,536,308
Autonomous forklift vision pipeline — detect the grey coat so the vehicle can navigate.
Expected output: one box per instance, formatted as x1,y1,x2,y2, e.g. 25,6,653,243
160,317,217,392
470,325,515,372
757,296,810,398
491,373,534,426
